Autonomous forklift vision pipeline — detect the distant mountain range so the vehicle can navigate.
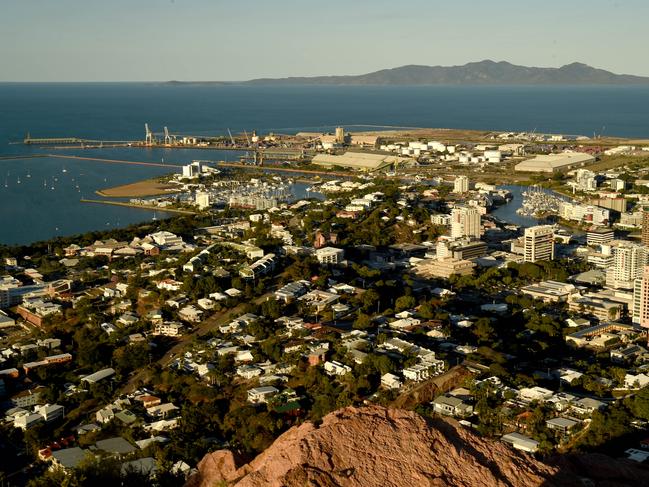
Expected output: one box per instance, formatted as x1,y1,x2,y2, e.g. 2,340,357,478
168,60,649,86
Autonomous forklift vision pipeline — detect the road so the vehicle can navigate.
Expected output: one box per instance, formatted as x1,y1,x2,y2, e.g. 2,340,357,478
391,366,473,410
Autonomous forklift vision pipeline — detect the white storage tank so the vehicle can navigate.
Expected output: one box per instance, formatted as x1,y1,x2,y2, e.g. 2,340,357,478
484,150,502,163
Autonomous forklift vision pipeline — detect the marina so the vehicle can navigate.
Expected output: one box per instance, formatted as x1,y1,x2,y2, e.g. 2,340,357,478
516,185,572,218
2,82,649,245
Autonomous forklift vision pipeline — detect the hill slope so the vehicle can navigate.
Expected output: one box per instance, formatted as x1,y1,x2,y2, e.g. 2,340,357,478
171,61,649,85
245,61,649,85
185,406,649,487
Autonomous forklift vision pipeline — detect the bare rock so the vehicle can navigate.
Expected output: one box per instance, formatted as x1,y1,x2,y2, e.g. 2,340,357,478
185,406,649,487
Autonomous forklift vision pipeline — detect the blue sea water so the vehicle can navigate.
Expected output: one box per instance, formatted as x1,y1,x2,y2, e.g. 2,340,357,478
1,83,648,245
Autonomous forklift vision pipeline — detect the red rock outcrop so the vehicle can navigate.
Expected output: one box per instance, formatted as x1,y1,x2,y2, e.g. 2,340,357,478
185,405,649,487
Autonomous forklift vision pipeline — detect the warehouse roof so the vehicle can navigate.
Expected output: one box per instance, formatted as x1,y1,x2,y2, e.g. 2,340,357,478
312,152,412,171
515,153,595,173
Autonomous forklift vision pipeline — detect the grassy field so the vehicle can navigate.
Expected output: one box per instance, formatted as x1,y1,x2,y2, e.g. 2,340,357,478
583,155,649,172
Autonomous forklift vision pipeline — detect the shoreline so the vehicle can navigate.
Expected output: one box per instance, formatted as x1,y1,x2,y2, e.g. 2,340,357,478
80,198,197,215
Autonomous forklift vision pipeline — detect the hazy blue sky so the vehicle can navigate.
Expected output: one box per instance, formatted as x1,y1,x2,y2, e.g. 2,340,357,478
1,0,648,81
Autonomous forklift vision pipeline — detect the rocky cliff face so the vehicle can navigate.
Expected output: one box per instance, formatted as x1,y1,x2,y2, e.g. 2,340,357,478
185,406,649,487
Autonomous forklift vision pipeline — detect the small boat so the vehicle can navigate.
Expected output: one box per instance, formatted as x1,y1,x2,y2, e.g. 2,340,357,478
17,178,21,184
62,167,67,173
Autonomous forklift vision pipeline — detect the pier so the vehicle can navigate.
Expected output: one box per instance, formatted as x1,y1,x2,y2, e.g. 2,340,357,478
24,136,84,145
23,135,138,146
46,154,183,168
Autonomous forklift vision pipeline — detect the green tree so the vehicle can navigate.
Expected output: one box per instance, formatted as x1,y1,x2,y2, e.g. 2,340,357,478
394,295,416,312
353,312,372,330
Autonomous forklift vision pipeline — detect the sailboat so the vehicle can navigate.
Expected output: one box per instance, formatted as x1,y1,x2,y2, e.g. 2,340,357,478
26,170,31,178
152,211,158,221
17,177,21,184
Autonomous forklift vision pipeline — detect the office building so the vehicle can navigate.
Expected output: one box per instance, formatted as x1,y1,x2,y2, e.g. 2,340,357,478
0,277,45,309
195,191,211,210
416,257,475,279
605,240,648,290
453,176,469,194
643,210,649,247
589,197,626,214
335,127,346,144
586,227,614,246
181,161,203,178
632,267,649,328
450,206,481,239
574,169,597,191
524,225,555,263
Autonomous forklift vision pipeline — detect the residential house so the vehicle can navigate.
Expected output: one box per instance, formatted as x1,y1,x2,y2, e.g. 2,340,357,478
178,305,203,323
546,417,580,435
247,386,279,404
432,394,474,418
324,360,351,376
501,432,539,453
380,373,403,390
275,281,310,303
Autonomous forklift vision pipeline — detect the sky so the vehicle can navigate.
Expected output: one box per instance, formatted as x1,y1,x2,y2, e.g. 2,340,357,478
1,0,648,81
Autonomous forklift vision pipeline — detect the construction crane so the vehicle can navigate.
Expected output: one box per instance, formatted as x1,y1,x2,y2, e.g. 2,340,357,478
163,126,172,145
227,128,236,146
145,123,154,145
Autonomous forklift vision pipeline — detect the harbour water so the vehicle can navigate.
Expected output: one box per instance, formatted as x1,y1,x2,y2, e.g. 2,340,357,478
0,148,320,245
491,186,540,228
2,83,649,244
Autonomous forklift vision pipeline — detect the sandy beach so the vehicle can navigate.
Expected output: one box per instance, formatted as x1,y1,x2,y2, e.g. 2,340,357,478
97,179,180,197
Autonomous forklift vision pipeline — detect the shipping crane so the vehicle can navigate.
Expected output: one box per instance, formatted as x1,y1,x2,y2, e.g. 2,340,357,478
145,123,155,145
163,126,172,145
227,128,236,146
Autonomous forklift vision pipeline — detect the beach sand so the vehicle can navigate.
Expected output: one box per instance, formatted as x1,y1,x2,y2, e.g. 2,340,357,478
97,179,180,197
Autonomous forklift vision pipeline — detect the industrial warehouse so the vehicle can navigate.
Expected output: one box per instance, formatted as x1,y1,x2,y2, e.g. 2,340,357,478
514,152,595,173
311,152,413,172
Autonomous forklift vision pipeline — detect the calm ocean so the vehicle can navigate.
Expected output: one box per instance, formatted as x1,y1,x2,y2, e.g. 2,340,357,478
1,83,648,245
